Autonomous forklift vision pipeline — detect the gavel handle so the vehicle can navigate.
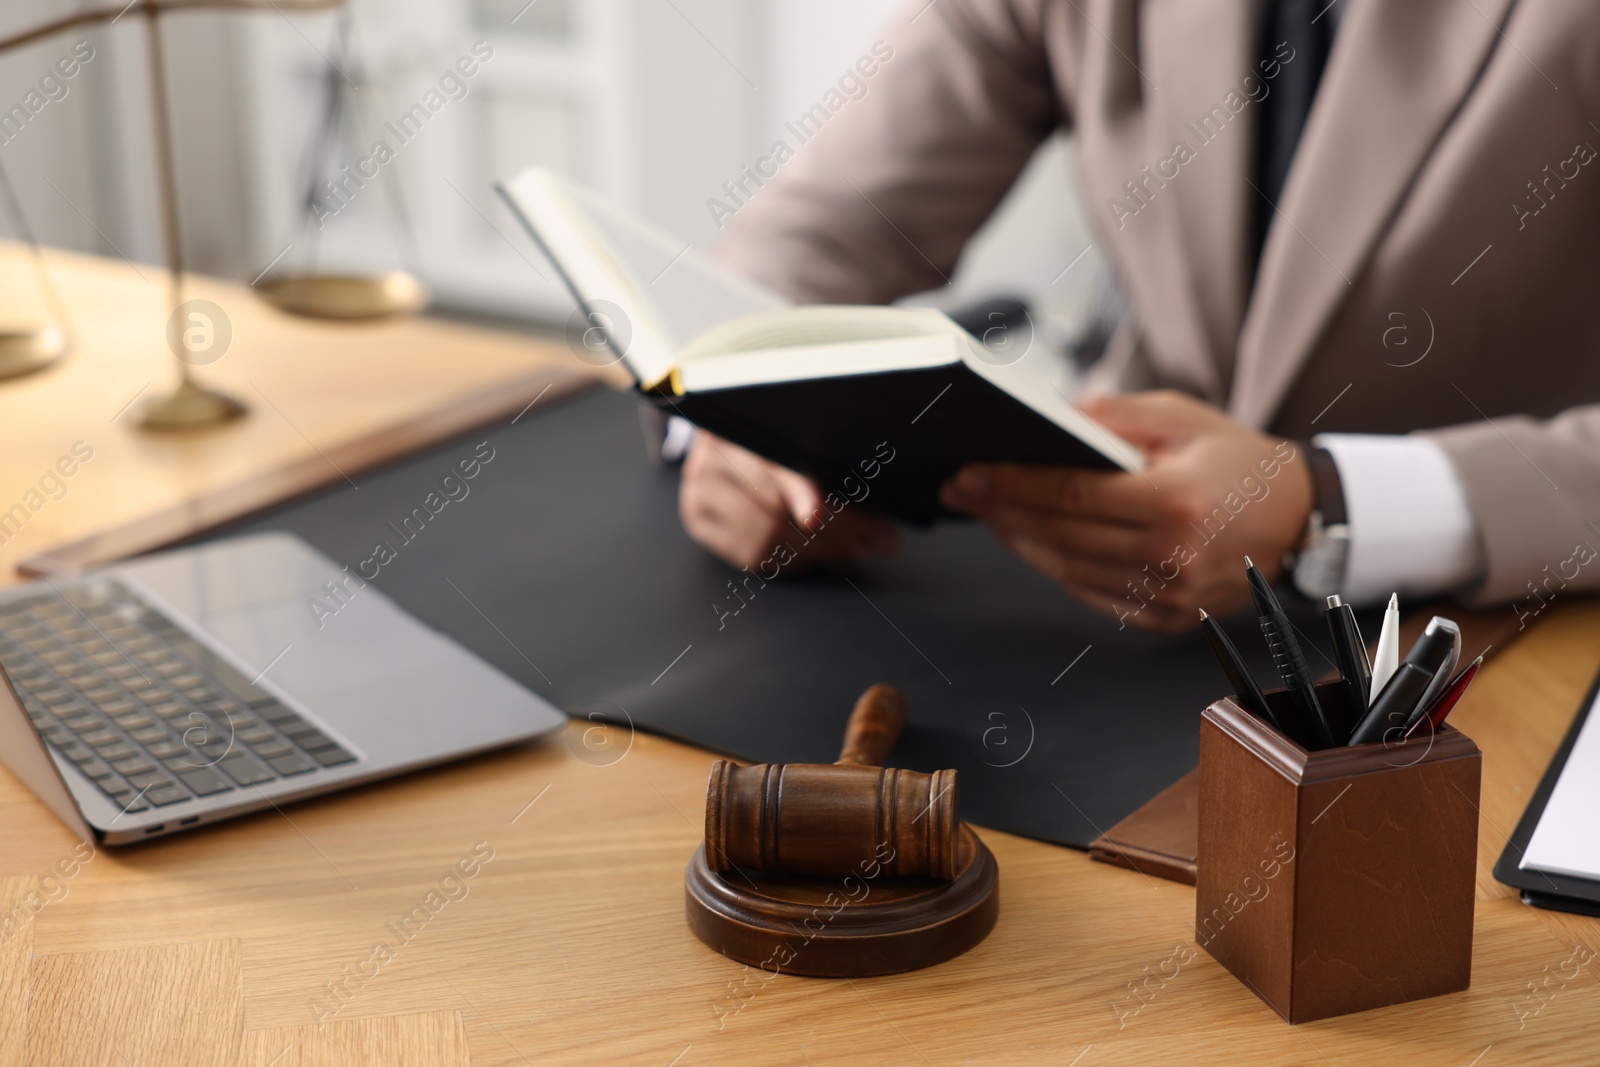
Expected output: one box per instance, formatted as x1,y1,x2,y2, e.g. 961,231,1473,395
836,684,908,766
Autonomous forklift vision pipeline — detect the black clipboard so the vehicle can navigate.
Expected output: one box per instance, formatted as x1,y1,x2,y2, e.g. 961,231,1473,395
1493,659,1600,915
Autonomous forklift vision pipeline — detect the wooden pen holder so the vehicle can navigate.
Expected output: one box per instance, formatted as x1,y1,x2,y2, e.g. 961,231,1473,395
1196,680,1481,1023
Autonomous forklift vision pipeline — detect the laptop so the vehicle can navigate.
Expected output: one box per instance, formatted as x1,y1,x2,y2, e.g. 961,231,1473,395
0,532,565,844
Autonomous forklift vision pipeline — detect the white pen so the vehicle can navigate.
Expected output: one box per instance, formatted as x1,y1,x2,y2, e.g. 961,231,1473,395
1370,593,1401,704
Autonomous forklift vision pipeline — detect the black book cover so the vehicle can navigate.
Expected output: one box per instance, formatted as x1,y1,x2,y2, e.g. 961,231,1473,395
651,363,1122,525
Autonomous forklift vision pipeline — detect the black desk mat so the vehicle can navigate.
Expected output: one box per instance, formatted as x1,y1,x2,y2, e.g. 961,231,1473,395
208,384,1341,848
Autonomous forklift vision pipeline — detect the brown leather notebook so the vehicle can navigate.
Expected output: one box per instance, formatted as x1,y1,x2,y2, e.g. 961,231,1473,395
1089,603,1529,884
1088,767,1202,883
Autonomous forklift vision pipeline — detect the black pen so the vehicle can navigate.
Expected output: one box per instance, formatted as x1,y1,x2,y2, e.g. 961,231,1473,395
1324,594,1370,744
1347,616,1461,746
1199,609,1282,731
1244,557,1336,750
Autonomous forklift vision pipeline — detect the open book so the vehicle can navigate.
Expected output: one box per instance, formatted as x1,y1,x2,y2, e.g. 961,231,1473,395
497,167,1144,524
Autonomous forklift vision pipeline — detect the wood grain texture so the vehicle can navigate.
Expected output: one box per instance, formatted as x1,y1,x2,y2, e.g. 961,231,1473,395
27,940,243,1066
18,366,597,578
1088,768,1201,884
685,824,998,977
707,762,960,881
0,242,609,582
0,877,32,1067
2,248,1599,1063
1198,691,1480,1022
704,683,960,881
244,1012,470,1067
1090,601,1532,883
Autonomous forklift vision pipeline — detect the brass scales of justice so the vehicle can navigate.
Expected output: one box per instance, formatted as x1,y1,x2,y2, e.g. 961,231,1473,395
0,0,427,428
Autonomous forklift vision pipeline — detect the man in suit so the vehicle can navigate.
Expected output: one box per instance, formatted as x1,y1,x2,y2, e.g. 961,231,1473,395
678,0,1600,632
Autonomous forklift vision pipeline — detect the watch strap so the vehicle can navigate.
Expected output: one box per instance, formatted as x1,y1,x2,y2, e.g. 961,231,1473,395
1305,444,1347,526
1286,444,1351,600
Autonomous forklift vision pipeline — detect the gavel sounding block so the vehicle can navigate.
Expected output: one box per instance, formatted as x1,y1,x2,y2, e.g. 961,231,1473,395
685,823,998,978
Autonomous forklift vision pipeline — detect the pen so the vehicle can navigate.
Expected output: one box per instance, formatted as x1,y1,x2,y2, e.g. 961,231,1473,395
1324,594,1370,744
1199,609,1281,731
1347,616,1460,745
1370,593,1401,703
1408,617,1461,719
1403,654,1483,740
1349,663,1435,746
1244,557,1335,750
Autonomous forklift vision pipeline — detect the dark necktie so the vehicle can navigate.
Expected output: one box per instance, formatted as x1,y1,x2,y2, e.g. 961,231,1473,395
1253,0,1335,269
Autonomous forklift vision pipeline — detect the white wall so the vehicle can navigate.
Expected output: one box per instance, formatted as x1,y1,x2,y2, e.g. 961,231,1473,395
0,4,256,285
763,0,903,133
0,6,135,264
0,0,1106,337
755,0,1107,338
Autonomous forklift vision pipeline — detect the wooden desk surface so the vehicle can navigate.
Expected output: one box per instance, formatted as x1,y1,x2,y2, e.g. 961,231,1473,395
2,249,1599,1066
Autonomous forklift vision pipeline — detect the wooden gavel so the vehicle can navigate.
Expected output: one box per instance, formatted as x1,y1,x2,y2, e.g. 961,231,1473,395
703,684,961,881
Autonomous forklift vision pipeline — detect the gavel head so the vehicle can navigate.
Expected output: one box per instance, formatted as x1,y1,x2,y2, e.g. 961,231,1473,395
704,760,960,881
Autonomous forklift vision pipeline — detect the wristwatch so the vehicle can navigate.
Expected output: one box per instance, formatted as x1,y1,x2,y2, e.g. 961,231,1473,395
1286,445,1351,600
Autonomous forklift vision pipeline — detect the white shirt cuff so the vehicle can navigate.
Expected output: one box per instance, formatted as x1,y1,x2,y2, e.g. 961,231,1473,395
662,415,696,461
1313,433,1484,605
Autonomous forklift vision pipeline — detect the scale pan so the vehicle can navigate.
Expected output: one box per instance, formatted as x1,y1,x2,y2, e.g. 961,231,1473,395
256,270,428,321
0,322,68,381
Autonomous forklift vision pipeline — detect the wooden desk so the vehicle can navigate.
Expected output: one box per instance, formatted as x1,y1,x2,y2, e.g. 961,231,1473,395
2,249,1598,1066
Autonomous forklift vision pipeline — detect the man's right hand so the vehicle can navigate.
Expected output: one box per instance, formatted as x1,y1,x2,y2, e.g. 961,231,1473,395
678,430,901,572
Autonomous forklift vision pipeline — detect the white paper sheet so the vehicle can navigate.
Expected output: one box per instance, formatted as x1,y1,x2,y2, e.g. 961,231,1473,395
1522,687,1600,880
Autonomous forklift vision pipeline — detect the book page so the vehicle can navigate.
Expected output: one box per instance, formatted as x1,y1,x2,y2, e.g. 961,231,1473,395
678,334,964,393
563,182,787,343
679,305,956,361
498,168,785,385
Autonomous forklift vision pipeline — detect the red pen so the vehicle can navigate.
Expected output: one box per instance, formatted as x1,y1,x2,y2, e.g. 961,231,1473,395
1404,655,1484,739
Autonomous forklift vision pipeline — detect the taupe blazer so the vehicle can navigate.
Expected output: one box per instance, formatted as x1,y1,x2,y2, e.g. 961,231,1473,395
714,0,1600,607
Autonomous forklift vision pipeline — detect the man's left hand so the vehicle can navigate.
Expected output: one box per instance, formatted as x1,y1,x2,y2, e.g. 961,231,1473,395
939,390,1314,632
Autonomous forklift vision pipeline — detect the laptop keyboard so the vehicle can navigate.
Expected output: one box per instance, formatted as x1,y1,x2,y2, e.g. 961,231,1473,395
0,581,356,816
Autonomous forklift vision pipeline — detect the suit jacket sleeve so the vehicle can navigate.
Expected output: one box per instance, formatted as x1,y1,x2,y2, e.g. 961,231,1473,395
1425,412,1600,608
712,0,1071,304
